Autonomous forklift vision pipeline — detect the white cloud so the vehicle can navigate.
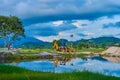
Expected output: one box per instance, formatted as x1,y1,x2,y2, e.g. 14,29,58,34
50,15,120,41
72,22,83,28
83,31,95,35
24,13,120,42
34,31,81,42
52,20,63,26
72,20,90,28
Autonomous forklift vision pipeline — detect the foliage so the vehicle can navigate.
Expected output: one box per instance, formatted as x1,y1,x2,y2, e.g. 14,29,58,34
0,16,25,49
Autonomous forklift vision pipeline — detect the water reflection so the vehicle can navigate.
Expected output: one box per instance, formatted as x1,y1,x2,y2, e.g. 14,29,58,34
1,56,120,77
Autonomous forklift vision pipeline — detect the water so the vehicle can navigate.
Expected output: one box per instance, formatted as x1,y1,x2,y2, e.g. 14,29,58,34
8,56,120,77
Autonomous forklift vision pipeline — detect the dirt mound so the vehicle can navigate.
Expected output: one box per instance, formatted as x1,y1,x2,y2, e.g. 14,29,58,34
102,47,120,56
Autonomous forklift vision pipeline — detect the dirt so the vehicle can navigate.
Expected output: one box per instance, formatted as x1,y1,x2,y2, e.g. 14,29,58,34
102,47,120,56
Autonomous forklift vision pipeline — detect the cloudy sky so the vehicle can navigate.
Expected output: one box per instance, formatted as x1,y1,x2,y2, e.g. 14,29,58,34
1,0,120,42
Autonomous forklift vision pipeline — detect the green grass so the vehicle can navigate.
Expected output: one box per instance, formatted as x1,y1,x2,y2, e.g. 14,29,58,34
19,48,53,54
77,48,105,53
18,48,105,54
0,64,120,80
0,48,105,54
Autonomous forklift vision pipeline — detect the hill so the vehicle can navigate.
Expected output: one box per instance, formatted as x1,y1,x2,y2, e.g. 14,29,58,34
89,37,120,45
0,36,120,48
14,37,52,48
75,37,120,46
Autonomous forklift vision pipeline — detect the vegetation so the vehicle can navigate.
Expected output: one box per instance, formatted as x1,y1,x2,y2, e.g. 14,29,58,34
19,48,53,54
77,48,105,53
0,16,25,50
0,64,120,80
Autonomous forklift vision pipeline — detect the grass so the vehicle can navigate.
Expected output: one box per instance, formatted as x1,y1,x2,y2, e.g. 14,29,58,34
0,64,120,80
77,48,105,53
18,48,105,54
0,48,105,55
0,48,105,61
0,48,106,62
18,48,53,54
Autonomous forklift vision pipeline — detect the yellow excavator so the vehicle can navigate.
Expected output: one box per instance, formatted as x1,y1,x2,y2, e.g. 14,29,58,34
53,40,75,52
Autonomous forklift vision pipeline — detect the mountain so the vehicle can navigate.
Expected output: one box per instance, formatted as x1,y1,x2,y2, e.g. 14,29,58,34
16,37,120,48
0,36,120,48
14,37,43,46
74,37,120,47
20,42,52,48
14,37,52,48
88,37,120,45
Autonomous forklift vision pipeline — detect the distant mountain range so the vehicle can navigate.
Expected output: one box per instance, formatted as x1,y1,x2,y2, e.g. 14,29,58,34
75,37,120,45
14,37,52,48
88,37,120,45
0,37,52,48
0,37,120,48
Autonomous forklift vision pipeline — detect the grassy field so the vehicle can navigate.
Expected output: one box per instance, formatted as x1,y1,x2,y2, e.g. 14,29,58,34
0,48,105,54
18,48,105,54
0,48,105,62
18,48,53,54
0,64,120,80
77,48,105,53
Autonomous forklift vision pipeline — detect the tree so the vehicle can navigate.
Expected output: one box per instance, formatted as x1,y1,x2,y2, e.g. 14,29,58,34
7,16,25,50
101,44,106,49
0,16,9,48
0,16,25,50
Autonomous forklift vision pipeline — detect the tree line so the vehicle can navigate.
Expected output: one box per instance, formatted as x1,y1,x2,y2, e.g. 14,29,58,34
0,16,25,50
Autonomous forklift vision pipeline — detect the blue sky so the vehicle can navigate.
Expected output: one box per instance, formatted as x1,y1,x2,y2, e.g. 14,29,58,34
0,0,120,42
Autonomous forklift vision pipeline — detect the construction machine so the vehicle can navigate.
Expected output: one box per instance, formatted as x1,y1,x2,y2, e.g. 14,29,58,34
53,40,75,52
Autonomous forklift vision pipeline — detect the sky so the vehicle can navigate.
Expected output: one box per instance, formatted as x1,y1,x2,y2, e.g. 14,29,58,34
0,0,120,42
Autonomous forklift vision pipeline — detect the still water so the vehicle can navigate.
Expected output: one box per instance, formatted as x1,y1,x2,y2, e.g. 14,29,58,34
9,56,120,77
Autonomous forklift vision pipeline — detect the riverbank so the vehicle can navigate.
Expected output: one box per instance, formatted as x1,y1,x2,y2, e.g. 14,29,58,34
0,64,120,80
0,48,101,60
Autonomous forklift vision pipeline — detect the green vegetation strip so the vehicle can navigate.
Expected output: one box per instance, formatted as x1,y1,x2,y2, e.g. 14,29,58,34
19,49,53,54
77,48,105,53
0,64,120,80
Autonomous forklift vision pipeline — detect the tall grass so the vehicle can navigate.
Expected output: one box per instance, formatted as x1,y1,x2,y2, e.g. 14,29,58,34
0,64,120,80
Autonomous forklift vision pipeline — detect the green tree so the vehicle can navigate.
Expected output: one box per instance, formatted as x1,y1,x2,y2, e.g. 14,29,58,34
0,16,25,50
0,16,9,48
7,16,25,50
101,44,106,49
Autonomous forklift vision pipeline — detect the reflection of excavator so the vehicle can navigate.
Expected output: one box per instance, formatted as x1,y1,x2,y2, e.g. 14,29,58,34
53,40,75,52
54,57,73,67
